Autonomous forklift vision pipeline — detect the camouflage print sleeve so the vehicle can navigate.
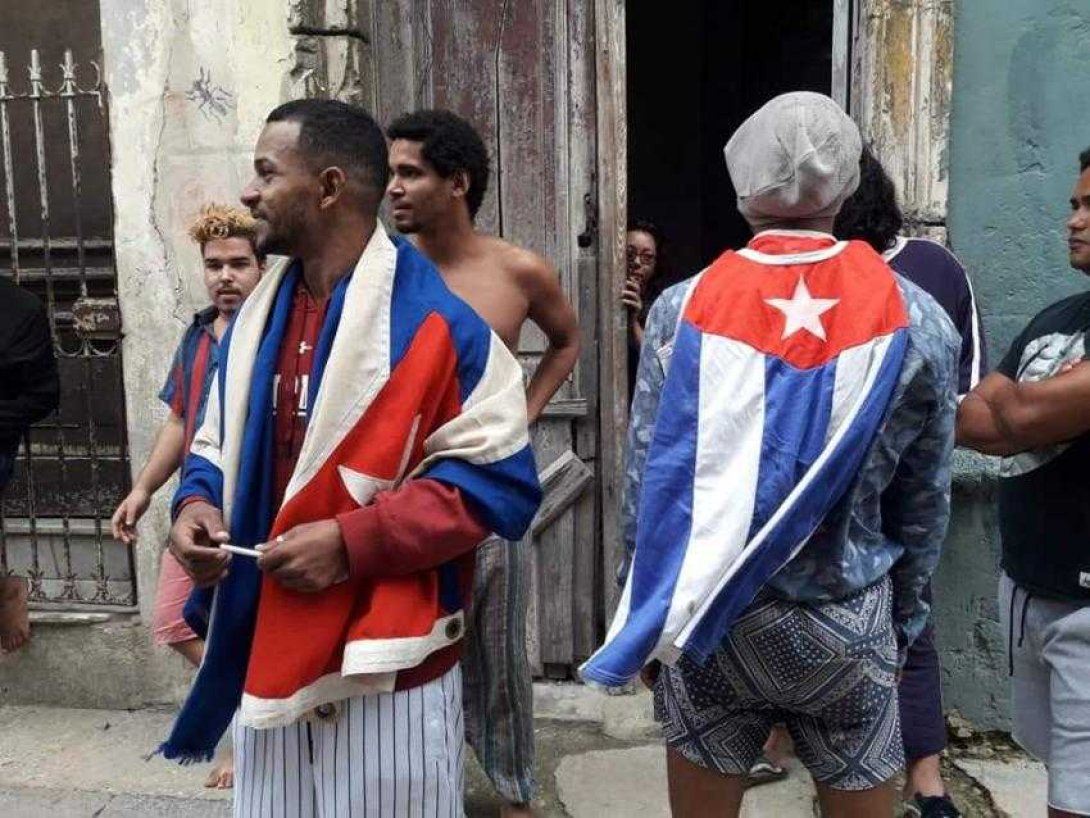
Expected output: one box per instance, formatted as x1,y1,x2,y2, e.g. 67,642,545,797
616,281,691,587
885,296,960,650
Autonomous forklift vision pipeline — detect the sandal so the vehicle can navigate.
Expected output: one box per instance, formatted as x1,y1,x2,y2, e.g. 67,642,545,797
746,754,788,787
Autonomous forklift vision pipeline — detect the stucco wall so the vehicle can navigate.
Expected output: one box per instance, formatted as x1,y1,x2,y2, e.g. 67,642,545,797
108,0,292,704
0,0,293,708
940,0,1090,729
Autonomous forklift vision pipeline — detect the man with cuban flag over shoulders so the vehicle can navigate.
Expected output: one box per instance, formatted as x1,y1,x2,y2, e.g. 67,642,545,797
163,99,541,816
582,92,959,817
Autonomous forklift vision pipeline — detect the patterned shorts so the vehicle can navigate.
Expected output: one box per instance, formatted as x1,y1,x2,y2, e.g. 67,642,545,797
654,578,903,791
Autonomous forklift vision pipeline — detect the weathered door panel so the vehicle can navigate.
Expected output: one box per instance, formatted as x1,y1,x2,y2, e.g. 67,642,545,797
371,0,600,674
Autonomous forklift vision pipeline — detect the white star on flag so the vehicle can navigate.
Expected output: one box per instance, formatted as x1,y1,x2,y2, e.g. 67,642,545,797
337,415,422,506
764,277,839,341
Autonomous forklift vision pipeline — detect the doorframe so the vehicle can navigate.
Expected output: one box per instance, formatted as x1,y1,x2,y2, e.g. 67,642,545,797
849,0,954,232
832,0,854,109
594,0,628,616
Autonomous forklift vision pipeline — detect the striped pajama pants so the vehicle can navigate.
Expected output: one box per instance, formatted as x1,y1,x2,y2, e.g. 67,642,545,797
233,665,465,818
462,536,536,803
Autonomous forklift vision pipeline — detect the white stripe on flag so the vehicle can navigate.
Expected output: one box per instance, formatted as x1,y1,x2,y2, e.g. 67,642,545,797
827,341,882,444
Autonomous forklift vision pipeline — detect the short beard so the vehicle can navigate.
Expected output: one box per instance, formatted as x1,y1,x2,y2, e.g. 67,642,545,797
390,214,421,236
257,203,310,257
256,231,291,257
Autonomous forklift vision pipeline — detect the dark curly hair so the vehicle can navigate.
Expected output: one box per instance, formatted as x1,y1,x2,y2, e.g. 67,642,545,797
627,219,674,319
834,145,903,254
1080,146,1090,172
387,110,491,219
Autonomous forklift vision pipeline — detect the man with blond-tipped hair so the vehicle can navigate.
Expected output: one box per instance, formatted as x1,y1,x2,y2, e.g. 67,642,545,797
111,203,264,788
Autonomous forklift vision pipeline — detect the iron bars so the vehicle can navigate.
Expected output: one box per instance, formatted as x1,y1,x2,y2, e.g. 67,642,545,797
0,47,136,609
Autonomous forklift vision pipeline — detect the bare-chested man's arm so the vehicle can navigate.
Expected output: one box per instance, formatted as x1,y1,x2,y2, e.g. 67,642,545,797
518,254,581,424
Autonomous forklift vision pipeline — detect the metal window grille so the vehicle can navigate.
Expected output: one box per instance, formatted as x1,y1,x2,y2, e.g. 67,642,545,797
0,48,136,609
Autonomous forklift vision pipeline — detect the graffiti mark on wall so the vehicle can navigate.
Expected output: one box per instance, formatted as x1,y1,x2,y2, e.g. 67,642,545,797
186,67,233,122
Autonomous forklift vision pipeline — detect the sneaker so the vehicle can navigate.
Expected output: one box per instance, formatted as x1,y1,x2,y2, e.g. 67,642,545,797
905,794,961,818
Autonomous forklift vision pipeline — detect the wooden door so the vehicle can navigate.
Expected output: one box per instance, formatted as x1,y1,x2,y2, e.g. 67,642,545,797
368,0,625,676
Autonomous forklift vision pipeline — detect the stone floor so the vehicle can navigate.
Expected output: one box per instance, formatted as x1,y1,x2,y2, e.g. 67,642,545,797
0,697,1050,817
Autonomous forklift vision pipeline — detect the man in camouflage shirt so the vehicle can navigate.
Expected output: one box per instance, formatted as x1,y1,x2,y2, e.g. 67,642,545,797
621,93,960,817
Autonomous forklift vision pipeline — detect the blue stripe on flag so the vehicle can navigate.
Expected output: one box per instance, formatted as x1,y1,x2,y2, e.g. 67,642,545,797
749,357,836,538
682,329,909,662
422,445,542,541
581,320,703,687
389,237,491,404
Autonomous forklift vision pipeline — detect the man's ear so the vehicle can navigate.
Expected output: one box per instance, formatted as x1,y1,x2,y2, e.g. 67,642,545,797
318,166,349,209
451,169,470,201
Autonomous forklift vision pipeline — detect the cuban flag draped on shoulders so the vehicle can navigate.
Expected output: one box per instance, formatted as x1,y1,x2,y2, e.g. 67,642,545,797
581,230,909,687
161,223,541,762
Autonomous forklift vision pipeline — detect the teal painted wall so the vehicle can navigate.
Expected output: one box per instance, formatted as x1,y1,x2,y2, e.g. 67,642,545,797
949,0,1090,355
940,0,1090,729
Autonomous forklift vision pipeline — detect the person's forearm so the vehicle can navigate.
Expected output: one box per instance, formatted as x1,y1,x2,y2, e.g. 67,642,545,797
337,479,489,580
525,341,580,424
887,506,945,653
990,384,1090,452
134,415,186,494
890,572,930,657
956,392,1019,455
955,363,1090,456
628,315,645,348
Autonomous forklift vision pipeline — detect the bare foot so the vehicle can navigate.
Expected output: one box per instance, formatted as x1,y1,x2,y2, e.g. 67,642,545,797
763,724,794,768
500,803,536,818
204,753,234,789
0,576,30,653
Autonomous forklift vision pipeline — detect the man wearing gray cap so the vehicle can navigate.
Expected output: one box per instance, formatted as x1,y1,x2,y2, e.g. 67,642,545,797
612,92,960,816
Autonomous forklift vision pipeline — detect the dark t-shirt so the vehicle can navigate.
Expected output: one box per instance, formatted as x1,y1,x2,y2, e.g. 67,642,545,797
884,237,986,394
995,290,1090,603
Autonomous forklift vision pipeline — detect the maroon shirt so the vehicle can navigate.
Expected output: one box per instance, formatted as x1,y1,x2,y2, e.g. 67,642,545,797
272,284,328,504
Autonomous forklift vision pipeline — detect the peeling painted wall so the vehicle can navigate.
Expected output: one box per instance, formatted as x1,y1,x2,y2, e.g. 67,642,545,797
853,0,954,228
941,0,1090,730
4,0,295,707
949,0,1090,356
1,0,397,709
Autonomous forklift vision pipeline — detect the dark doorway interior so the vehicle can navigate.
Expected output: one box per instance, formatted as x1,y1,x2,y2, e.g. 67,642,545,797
627,2,835,279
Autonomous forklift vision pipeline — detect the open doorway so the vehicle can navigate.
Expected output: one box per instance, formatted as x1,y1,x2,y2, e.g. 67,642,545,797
627,1,841,279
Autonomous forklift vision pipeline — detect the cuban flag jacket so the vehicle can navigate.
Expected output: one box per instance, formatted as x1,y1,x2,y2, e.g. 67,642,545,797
582,231,909,687
162,224,540,761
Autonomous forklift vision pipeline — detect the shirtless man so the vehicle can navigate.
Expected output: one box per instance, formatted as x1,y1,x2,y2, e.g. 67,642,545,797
387,109,581,816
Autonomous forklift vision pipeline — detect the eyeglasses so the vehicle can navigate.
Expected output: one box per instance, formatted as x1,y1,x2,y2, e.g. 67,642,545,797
626,248,656,264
